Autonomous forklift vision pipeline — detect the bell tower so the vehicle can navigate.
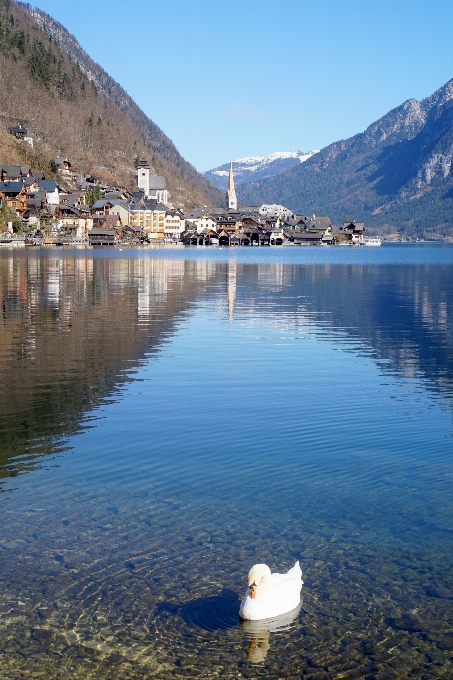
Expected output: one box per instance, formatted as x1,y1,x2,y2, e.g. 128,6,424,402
226,161,237,210
137,157,150,197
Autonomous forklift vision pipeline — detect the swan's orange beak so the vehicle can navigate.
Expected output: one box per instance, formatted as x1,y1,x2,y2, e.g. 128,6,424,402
250,584,257,599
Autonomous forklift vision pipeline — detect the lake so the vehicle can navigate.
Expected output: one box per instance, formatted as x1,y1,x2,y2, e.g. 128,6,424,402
0,244,453,679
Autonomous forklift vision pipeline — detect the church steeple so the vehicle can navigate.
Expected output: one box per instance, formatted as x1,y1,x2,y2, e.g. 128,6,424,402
226,160,237,210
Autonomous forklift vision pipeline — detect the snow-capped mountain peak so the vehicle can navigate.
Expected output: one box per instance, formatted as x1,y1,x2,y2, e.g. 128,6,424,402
204,150,319,191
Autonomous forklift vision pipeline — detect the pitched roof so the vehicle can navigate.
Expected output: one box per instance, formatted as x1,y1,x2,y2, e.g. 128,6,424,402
293,231,323,240
91,199,109,209
59,205,81,214
128,202,147,211
137,157,150,169
38,180,58,192
1,166,23,178
144,201,167,212
343,221,365,231
148,175,166,190
184,210,201,219
0,181,24,193
300,216,331,231
89,228,116,236
54,157,70,165
93,214,119,225
27,198,42,208
10,125,27,134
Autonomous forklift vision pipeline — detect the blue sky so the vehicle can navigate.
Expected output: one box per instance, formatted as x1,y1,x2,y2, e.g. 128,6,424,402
31,0,453,172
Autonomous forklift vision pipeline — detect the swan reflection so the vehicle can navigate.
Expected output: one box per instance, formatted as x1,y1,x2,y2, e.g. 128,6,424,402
241,602,302,663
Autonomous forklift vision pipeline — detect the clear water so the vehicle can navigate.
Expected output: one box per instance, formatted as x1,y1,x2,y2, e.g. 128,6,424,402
0,244,453,679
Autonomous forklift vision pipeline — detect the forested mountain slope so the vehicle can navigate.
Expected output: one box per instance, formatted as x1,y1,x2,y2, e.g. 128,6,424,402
0,0,222,207
238,80,453,236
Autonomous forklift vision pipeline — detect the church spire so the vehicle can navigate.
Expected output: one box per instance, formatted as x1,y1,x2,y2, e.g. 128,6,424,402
226,160,237,210
228,160,235,193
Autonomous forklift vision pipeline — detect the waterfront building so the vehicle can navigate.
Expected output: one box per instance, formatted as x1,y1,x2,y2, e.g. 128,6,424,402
183,209,218,234
164,211,185,240
56,205,92,238
88,228,117,245
126,202,167,239
108,202,131,225
340,220,365,244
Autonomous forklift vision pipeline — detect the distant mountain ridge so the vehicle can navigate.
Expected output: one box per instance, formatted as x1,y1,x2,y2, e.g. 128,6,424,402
204,150,319,191
237,79,453,235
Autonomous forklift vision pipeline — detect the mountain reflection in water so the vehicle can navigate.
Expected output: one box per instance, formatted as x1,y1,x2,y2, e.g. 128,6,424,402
0,254,217,484
1,254,451,486
0,248,452,680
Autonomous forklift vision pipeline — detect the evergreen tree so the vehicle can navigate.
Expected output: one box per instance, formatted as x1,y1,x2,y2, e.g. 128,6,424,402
86,184,102,208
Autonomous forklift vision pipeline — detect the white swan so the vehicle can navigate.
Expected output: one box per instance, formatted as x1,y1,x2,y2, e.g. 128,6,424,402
239,561,303,620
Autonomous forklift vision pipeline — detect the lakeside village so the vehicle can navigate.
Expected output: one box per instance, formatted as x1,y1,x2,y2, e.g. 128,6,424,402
0,150,377,247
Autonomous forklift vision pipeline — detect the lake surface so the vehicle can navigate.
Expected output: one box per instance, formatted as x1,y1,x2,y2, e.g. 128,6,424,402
0,244,453,679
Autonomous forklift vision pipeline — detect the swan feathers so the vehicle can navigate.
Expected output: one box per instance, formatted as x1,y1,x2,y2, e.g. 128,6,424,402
239,561,303,620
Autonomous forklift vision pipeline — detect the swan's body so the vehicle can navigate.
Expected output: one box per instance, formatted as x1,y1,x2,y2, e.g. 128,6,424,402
239,561,303,620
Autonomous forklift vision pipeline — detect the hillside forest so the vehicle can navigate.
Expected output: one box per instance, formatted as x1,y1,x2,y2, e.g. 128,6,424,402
0,0,222,207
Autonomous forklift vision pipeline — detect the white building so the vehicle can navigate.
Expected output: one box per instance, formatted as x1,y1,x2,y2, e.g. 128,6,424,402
226,161,237,210
259,204,293,218
136,157,168,204
183,210,218,234
164,212,185,239
38,179,59,205
108,202,130,225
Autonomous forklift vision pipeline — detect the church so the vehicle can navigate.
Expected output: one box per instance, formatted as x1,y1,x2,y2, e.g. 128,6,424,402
226,161,237,211
136,157,168,204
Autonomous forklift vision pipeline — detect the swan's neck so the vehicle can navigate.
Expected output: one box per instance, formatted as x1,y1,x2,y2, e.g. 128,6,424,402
255,573,270,601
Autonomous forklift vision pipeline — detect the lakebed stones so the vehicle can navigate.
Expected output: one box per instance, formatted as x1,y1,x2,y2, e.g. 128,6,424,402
0,496,453,678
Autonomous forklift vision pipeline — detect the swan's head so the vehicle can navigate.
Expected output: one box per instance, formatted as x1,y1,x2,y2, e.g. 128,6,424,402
247,564,271,599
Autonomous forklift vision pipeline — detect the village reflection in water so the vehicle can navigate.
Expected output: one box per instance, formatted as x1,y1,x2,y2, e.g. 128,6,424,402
0,253,220,486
